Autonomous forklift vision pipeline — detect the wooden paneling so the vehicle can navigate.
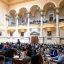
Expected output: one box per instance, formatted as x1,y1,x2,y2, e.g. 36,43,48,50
31,36,39,44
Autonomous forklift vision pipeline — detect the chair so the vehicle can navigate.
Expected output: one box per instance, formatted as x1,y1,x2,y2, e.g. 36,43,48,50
0,55,4,64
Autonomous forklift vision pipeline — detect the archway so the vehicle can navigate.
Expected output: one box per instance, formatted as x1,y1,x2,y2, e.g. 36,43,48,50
30,5,41,24
8,9,16,26
18,8,28,25
43,2,56,23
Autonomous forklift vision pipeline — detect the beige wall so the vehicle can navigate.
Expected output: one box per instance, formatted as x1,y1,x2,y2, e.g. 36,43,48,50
0,1,8,27
0,1,9,37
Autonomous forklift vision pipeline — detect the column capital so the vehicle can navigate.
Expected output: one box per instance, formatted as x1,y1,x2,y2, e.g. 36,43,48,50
26,12,30,18
40,10,46,16
55,7,59,14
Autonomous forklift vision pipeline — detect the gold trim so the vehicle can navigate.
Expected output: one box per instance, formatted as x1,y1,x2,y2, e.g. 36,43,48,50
7,29,15,33
18,29,27,33
43,23,55,28
0,0,35,6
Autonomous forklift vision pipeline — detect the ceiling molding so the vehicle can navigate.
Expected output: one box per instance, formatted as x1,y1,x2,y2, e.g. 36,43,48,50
0,0,35,6
0,0,9,5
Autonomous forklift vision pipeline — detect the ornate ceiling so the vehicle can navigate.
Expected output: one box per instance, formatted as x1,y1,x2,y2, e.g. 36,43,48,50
0,0,34,5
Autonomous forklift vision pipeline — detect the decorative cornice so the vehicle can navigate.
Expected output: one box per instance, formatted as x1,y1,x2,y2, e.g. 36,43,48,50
0,0,35,6
0,0,9,5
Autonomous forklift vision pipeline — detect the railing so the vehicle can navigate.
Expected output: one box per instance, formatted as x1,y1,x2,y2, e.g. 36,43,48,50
8,17,16,26
0,37,63,44
30,20,41,24
43,20,55,24
8,19,57,26
8,22,16,26
0,37,30,43
42,37,60,44
18,19,28,25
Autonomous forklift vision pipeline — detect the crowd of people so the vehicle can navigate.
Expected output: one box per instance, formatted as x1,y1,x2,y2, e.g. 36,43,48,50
0,39,64,64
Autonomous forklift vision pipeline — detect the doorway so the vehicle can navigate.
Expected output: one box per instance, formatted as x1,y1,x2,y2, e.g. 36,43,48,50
31,36,39,44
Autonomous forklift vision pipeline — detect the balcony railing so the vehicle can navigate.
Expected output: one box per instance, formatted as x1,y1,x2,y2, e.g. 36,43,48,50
18,19,28,25
43,19,56,23
30,20,41,24
0,37,63,44
7,18,64,27
8,22,16,26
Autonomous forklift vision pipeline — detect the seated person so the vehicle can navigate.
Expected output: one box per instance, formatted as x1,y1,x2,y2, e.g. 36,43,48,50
2,43,10,52
44,48,50,54
31,48,39,64
50,48,58,57
2,43,14,58
52,50,64,63
0,43,3,50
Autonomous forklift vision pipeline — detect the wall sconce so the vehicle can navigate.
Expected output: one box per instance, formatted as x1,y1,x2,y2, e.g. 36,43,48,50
44,27,55,31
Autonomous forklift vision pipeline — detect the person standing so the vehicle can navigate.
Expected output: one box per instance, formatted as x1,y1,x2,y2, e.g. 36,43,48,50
17,39,21,58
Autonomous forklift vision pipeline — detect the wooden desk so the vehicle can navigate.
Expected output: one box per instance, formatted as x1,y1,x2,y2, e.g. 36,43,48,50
0,55,4,64
13,58,23,64
13,55,31,64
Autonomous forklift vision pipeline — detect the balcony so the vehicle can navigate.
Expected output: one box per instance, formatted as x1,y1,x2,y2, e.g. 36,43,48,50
59,22,64,30
7,26,16,36
18,25,27,29
43,23,56,31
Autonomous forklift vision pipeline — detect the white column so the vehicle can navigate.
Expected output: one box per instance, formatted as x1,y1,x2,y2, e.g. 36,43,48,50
14,15,18,37
43,11,47,44
5,16,9,41
27,12,30,43
56,8,59,37
55,8,60,44
27,12,30,36
27,12,30,27
40,10,45,44
40,11,43,37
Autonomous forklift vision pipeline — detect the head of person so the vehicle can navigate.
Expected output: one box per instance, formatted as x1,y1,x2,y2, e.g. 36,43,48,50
57,49,62,55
